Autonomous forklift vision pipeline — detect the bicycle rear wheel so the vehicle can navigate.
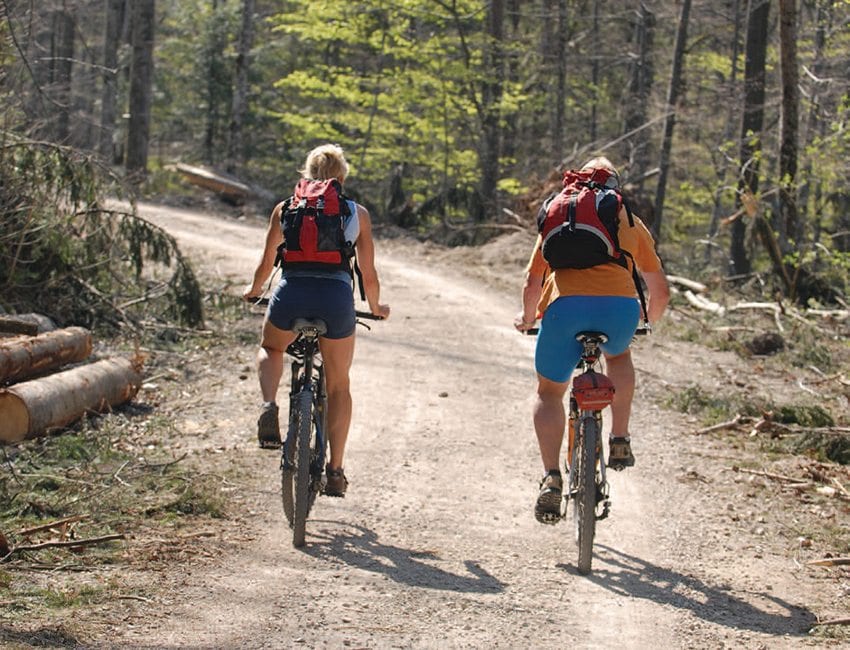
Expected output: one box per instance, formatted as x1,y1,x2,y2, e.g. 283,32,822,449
572,415,599,574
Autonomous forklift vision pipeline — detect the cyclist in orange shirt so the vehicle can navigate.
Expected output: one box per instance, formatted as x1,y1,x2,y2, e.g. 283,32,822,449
514,156,670,524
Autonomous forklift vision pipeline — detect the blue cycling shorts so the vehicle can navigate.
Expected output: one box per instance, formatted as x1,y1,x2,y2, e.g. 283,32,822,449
535,295,640,383
267,275,356,339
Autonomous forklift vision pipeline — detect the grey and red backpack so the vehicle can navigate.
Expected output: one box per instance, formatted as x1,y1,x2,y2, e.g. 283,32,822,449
537,167,648,315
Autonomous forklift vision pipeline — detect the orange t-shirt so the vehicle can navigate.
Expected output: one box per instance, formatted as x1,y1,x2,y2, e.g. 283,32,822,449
526,210,663,314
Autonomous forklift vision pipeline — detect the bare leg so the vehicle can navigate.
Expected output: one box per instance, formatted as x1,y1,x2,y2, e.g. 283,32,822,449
605,349,635,436
258,319,296,402
318,334,356,469
534,375,569,471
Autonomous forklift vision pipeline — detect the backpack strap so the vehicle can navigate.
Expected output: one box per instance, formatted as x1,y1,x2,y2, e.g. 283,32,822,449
619,249,650,326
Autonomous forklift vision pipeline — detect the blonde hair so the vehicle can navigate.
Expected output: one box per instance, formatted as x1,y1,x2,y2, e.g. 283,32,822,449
581,156,620,188
300,144,350,182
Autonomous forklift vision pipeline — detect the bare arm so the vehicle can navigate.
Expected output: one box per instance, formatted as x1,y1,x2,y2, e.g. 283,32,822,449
243,203,284,300
642,270,670,324
515,235,546,330
354,205,390,319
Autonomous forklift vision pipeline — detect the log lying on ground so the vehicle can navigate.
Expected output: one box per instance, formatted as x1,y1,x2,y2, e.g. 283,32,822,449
176,163,253,203
0,357,143,443
0,327,92,385
0,314,57,337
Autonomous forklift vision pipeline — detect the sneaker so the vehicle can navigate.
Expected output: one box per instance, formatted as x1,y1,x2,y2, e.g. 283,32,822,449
534,472,562,524
607,436,635,471
257,403,281,449
324,465,348,497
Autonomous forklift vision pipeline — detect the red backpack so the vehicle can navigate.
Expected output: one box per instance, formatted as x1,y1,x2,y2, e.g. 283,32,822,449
537,167,648,317
537,167,632,270
279,178,353,272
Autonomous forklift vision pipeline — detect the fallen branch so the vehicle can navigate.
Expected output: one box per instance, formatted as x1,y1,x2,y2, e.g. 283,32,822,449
1,533,125,561
732,467,808,484
684,290,725,315
808,557,850,567
813,617,850,627
667,275,707,293
694,415,744,435
16,515,88,537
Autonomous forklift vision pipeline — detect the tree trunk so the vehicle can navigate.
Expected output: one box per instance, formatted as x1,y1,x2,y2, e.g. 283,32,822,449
0,327,92,385
730,0,770,277
589,0,600,143
226,0,256,175
0,357,142,443
100,0,126,162
125,0,156,182
623,2,655,186
653,0,691,240
53,6,75,143
707,0,743,256
778,0,800,252
477,0,504,221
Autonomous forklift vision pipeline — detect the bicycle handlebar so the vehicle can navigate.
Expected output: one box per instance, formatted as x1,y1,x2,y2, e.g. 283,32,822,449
249,297,384,321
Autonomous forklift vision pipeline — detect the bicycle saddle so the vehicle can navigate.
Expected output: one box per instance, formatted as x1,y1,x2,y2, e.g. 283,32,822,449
291,318,327,336
575,331,608,344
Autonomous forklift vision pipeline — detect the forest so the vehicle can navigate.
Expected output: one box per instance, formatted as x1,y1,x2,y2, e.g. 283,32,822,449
1,0,849,326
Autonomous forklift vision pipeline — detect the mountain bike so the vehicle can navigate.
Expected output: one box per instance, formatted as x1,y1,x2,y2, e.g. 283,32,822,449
526,326,647,574
265,306,382,548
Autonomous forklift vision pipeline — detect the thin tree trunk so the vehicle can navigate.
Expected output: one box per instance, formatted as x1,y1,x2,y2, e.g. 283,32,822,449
623,2,655,186
653,0,692,240
226,0,255,174
478,0,504,221
100,0,125,162
589,0,599,143
778,0,800,254
125,0,156,182
707,0,742,256
53,6,74,143
730,0,770,277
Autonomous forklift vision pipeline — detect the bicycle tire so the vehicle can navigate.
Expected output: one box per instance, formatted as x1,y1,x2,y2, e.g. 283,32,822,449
280,398,297,527
573,415,599,574
291,389,313,547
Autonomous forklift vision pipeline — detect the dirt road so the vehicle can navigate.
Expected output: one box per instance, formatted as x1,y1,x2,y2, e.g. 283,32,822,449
110,202,831,648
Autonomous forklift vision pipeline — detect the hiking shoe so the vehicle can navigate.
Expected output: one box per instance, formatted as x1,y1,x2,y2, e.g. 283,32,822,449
607,436,635,471
324,466,348,497
257,403,281,449
534,473,563,524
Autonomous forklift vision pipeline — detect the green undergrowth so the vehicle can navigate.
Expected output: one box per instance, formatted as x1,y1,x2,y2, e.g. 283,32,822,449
0,406,229,613
665,383,848,465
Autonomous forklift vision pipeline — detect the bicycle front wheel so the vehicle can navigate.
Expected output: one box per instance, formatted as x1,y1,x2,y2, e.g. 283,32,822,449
291,390,314,547
572,415,599,574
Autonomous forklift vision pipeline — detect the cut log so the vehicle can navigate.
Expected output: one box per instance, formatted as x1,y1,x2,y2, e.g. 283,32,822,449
176,163,253,204
0,357,143,443
0,327,92,385
0,313,57,337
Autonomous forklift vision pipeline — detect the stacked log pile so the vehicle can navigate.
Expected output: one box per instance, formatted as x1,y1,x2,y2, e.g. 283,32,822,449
0,317,143,443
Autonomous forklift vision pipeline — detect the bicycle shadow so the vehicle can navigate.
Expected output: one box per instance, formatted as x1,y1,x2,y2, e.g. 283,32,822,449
304,522,505,594
558,545,816,636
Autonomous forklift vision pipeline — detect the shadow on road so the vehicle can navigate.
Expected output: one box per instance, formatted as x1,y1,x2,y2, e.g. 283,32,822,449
305,522,505,594
558,545,816,637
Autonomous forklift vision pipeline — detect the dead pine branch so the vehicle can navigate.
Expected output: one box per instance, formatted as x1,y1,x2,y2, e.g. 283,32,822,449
16,514,88,537
731,467,809,484
808,557,850,567
1,533,126,562
694,414,745,435
683,290,725,315
667,275,708,293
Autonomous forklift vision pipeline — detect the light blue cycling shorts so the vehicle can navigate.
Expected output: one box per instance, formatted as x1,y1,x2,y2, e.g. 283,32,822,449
535,295,640,383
